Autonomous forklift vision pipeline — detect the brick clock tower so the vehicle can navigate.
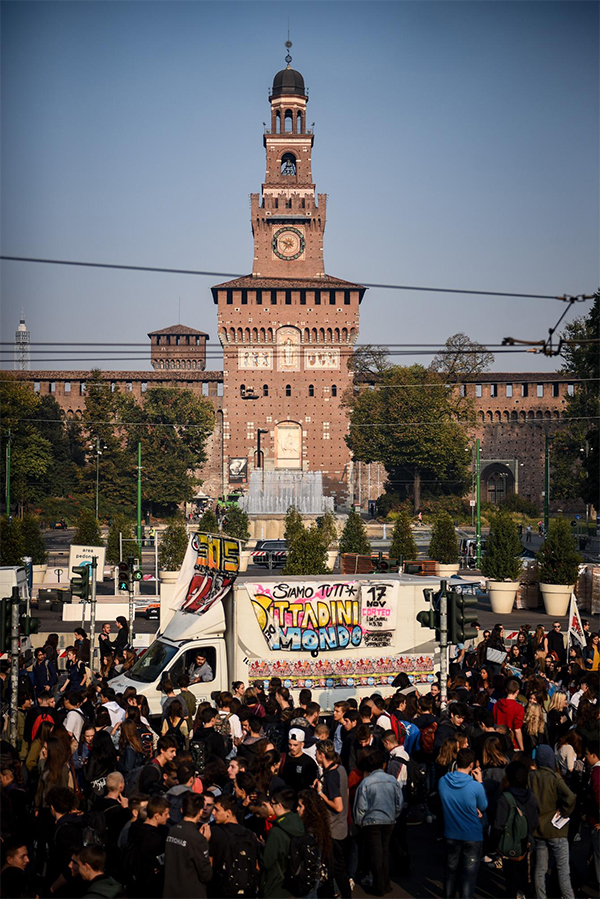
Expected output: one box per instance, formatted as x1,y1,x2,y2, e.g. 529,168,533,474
212,50,365,506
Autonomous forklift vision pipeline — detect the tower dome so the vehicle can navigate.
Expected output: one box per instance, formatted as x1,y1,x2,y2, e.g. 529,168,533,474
271,67,306,99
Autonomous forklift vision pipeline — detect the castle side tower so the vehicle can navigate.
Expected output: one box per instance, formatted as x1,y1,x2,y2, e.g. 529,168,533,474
212,48,366,507
14,313,30,370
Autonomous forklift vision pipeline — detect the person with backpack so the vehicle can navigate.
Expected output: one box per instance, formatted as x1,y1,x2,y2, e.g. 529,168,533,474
177,675,197,729
161,699,189,751
63,691,88,743
45,785,86,895
298,789,333,899
30,647,58,697
138,735,178,796
208,793,260,898
60,646,88,695
353,749,403,896
438,748,488,899
192,706,227,760
433,702,468,753
527,743,576,899
164,791,212,898
315,740,352,898
491,761,539,899
261,787,306,898
117,720,145,776
73,628,91,665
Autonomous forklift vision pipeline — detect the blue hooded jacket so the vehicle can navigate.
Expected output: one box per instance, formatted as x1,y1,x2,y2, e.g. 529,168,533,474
438,770,488,841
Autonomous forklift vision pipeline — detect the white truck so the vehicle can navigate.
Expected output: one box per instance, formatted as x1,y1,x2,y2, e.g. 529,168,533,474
0,566,33,663
110,574,440,715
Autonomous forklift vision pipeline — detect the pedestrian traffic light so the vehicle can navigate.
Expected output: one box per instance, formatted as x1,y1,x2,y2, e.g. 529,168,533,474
0,597,13,653
70,563,91,601
117,562,130,592
416,587,440,639
133,567,143,582
449,587,479,644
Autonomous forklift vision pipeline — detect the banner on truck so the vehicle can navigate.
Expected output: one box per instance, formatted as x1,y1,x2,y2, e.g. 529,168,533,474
245,579,434,686
172,532,241,615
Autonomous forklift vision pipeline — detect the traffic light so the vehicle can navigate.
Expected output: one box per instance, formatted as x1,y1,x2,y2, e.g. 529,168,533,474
19,613,41,636
0,597,13,653
416,587,440,639
118,562,130,592
449,587,479,644
70,563,91,601
133,566,143,582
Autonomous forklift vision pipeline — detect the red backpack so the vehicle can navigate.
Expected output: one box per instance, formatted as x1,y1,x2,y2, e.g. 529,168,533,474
31,711,54,741
389,714,407,746
418,721,438,756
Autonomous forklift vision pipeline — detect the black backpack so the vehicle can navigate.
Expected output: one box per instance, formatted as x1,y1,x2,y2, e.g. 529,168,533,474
221,827,260,897
404,758,428,805
282,830,322,897
165,718,186,751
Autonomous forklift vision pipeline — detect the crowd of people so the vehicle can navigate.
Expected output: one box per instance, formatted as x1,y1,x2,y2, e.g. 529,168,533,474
0,618,599,899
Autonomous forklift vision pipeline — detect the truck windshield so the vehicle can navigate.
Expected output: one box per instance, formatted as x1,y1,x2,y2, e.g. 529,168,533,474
128,640,179,684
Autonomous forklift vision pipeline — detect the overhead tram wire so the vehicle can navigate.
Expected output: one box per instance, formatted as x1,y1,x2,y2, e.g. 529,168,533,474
0,255,594,303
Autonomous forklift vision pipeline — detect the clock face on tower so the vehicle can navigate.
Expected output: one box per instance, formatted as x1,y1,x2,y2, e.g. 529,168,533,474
272,226,305,261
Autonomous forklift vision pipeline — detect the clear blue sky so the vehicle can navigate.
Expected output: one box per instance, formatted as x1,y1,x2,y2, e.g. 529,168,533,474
1,1,598,373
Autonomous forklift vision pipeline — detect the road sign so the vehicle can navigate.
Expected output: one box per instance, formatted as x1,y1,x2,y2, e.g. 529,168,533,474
575,514,581,520
470,500,476,507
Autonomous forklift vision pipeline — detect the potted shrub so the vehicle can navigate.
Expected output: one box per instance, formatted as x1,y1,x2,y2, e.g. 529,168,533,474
389,511,418,565
481,510,522,614
158,517,189,585
428,511,459,577
537,518,583,616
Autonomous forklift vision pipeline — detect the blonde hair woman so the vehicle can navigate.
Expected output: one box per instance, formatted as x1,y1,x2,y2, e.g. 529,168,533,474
523,700,548,753
547,691,569,746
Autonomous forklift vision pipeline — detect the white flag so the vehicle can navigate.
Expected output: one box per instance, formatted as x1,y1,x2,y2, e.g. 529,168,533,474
568,592,586,649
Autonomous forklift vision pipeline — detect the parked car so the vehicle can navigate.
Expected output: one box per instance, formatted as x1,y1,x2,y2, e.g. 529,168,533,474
251,540,288,568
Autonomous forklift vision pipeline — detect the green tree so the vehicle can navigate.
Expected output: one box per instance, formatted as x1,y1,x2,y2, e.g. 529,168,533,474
428,511,459,564
318,511,338,549
537,518,583,585
131,388,215,517
72,509,104,547
0,517,25,566
339,510,371,555
197,509,219,533
284,507,305,548
223,506,250,543
347,344,391,377
345,365,471,511
552,298,599,506
21,515,47,565
0,375,53,514
430,332,494,377
389,511,418,561
105,514,135,565
481,510,522,581
159,518,189,571
284,526,329,575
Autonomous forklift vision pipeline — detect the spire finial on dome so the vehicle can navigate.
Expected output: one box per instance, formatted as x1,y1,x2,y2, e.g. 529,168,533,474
285,24,292,69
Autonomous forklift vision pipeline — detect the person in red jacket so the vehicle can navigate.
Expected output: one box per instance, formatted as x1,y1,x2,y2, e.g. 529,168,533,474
493,679,524,750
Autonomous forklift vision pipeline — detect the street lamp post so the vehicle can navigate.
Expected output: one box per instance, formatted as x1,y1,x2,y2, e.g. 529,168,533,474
89,438,106,520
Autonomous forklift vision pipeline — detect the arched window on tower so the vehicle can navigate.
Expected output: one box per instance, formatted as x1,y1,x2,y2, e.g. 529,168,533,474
308,384,315,397
297,111,302,132
284,110,293,132
285,384,292,397
332,385,338,397
263,384,269,397
276,111,281,134
281,153,297,176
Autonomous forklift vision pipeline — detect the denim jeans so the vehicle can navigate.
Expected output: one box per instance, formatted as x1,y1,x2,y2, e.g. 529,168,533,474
444,838,483,898
533,837,574,899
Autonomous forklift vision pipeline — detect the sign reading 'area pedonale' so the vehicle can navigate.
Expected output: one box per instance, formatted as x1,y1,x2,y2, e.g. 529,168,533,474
246,580,397,654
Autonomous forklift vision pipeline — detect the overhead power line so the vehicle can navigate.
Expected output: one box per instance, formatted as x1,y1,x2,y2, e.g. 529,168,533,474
0,255,593,302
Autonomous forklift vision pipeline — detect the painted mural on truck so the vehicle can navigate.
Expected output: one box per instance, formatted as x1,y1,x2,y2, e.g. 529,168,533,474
245,580,435,687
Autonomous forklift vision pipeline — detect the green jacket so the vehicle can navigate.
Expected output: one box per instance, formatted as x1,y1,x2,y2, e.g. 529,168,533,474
82,875,122,898
260,811,304,899
528,767,576,839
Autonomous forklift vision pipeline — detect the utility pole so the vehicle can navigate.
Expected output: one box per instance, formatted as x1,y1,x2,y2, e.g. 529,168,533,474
439,579,448,710
476,438,482,568
127,555,135,642
89,557,98,673
544,429,550,538
137,443,142,560
9,587,19,745
5,430,11,517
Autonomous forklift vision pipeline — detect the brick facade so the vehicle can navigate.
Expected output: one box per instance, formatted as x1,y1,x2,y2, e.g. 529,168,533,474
148,323,208,371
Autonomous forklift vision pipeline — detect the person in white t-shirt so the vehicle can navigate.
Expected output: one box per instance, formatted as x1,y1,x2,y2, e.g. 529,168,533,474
63,691,87,742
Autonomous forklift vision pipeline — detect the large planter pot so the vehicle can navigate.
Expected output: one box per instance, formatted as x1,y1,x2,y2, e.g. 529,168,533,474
436,563,460,578
32,564,48,584
487,580,518,615
540,583,573,617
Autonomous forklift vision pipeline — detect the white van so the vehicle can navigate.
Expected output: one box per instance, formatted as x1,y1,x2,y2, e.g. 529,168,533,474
110,574,440,715
0,566,33,663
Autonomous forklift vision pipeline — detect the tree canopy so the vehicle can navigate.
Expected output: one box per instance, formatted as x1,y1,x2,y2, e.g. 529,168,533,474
345,364,471,510
430,332,494,377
